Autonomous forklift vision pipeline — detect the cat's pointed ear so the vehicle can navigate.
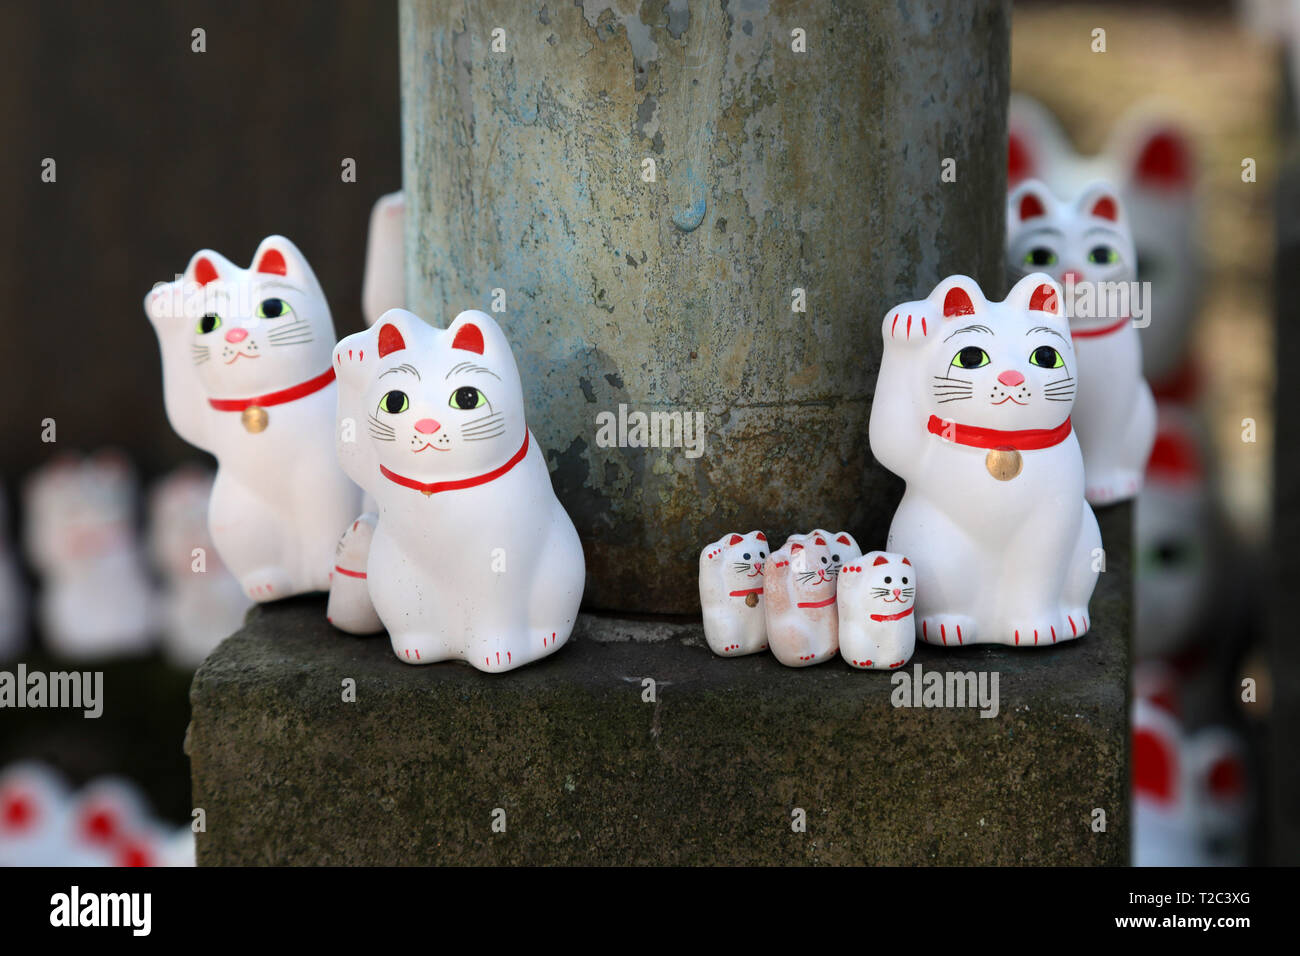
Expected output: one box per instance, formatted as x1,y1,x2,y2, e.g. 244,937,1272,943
1008,273,1064,320
754,532,766,542
929,275,984,321
1008,179,1052,223
183,249,235,288
728,533,744,546
1132,702,1181,805
334,308,422,391
789,543,804,554
250,235,323,292
1007,94,1072,187
446,309,512,360
1076,181,1125,224
872,555,889,567
1123,121,1195,191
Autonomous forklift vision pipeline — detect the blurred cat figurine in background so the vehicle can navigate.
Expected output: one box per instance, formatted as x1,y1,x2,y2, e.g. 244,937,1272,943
1006,179,1156,504
764,531,857,667
838,552,915,670
361,191,406,326
869,274,1100,647
148,466,251,668
698,530,769,657
328,308,584,672
1008,94,1200,390
144,236,362,601
23,453,156,659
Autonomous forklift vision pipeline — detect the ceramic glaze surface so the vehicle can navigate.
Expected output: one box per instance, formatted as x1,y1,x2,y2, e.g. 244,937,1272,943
869,274,1101,648
698,531,769,657
838,551,916,670
1006,179,1156,504
361,191,406,326
330,308,585,672
144,236,362,602
763,530,858,667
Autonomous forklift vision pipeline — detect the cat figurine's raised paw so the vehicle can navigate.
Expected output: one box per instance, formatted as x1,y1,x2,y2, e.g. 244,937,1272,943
331,308,585,672
869,274,1101,648
144,236,363,602
699,531,769,656
838,552,915,670
764,531,851,667
1006,179,1156,505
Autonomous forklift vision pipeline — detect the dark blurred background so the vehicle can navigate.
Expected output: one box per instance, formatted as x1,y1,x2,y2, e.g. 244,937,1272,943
0,0,400,824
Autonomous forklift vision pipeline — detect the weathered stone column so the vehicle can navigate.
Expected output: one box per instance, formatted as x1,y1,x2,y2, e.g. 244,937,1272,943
400,0,1011,611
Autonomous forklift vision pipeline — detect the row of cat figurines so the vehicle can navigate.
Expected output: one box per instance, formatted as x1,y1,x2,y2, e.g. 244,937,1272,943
700,530,915,671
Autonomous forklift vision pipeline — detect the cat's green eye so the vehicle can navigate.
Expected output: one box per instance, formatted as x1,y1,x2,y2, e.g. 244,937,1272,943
1024,247,1057,267
1029,346,1064,369
379,390,409,414
951,346,990,370
1088,245,1118,266
450,386,487,410
197,314,222,334
256,297,292,319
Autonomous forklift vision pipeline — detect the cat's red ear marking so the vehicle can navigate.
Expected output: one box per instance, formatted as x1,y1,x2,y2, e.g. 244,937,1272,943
1089,195,1118,221
790,543,804,554
728,534,743,546
901,557,911,566
755,532,766,541
1029,283,1059,315
451,323,485,354
193,257,219,287
1008,133,1032,185
836,535,851,545
1133,728,1176,803
1207,756,1245,799
377,323,406,358
872,555,889,566
1133,129,1193,189
256,248,288,276
813,536,826,546
943,287,976,318
1018,193,1046,220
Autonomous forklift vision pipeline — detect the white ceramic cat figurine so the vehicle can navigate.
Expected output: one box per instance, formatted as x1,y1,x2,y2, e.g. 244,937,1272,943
326,512,384,635
147,467,252,668
1006,179,1156,505
329,308,585,672
764,531,851,667
144,236,362,601
23,453,157,659
869,274,1101,648
1008,94,1200,386
838,552,915,670
699,530,769,657
362,191,406,325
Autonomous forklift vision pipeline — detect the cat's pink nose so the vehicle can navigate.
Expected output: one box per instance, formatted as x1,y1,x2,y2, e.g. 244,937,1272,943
997,370,1025,387
225,328,248,344
1061,269,1084,284
893,588,901,598
414,418,441,434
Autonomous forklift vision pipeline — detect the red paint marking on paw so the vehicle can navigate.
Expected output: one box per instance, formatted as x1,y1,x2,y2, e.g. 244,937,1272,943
940,624,947,646
891,313,899,336
415,650,420,660
906,314,913,338
922,620,928,641
1069,615,1076,636
921,316,927,336
956,625,963,644
890,660,905,668
507,651,511,664
405,650,410,659
1034,629,1039,645
1015,629,1020,645
1051,626,1056,643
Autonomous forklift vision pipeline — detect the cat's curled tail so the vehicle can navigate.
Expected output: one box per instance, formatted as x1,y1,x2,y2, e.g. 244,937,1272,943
326,513,384,634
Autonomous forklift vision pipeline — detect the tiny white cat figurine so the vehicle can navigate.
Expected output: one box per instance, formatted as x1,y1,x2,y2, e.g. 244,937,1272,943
763,531,854,667
147,466,252,668
144,236,362,602
699,530,769,657
1008,94,1201,387
837,552,915,670
329,308,585,672
23,453,157,659
869,274,1101,647
1006,179,1156,505
362,191,406,326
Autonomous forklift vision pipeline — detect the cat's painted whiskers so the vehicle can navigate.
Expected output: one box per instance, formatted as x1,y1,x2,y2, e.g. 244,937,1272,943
932,373,973,404
462,410,506,442
367,413,396,441
1044,373,1076,402
191,344,210,366
266,319,314,347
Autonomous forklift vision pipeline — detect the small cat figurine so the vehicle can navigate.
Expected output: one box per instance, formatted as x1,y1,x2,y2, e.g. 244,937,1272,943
1008,94,1201,388
329,308,585,672
869,274,1101,647
23,453,157,659
698,530,769,656
763,531,851,667
837,552,915,670
144,236,362,601
1006,179,1156,505
147,466,252,668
